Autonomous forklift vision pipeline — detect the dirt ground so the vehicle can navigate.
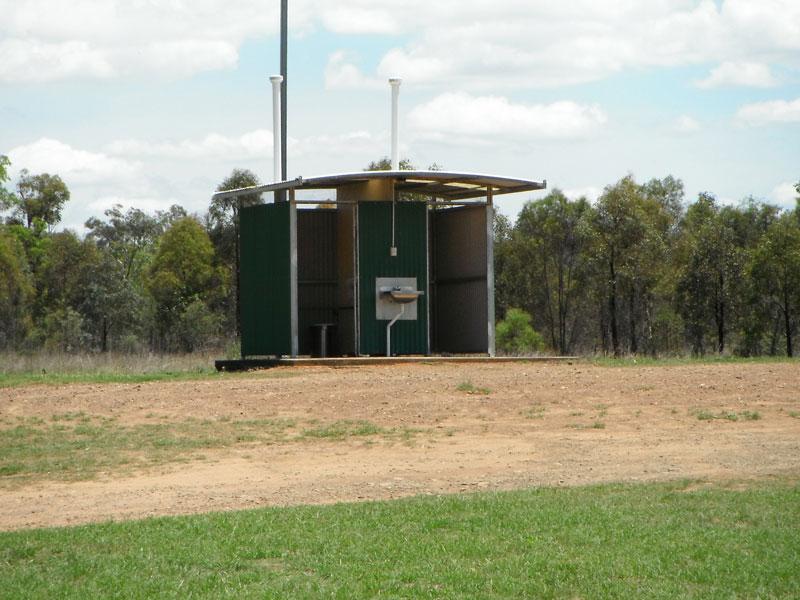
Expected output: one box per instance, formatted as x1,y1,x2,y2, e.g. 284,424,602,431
1,361,799,531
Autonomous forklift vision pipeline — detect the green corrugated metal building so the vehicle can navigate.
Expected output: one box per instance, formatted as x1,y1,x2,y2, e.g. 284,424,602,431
217,170,545,358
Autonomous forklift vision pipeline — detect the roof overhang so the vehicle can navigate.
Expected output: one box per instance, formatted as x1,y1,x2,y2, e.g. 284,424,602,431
213,170,546,202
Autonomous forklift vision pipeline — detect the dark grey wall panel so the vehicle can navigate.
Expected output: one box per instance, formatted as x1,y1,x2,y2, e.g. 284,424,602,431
336,203,357,354
432,205,488,353
297,208,337,355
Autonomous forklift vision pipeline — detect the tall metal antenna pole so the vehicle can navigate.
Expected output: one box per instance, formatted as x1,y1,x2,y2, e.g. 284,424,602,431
280,0,288,183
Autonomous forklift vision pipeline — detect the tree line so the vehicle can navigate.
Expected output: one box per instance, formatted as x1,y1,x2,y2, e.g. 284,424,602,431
495,175,800,357
1,153,798,356
0,156,258,353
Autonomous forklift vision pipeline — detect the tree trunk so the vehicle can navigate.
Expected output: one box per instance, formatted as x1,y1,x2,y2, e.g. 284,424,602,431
101,318,108,353
539,255,557,351
769,312,780,356
609,256,619,358
628,288,638,355
599,299,608,355
716,272,725,354
784,290,793,357
557,265,567,355
644,299,656,357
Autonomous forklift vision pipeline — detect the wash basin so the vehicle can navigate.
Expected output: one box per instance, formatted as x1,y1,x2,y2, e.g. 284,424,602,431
380,286,424,303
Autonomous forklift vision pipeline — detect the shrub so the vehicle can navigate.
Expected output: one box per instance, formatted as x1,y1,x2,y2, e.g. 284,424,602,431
496,308,545,355
174,297,223,353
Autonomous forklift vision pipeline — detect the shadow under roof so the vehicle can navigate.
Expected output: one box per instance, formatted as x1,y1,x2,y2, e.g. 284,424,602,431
213,170,547,202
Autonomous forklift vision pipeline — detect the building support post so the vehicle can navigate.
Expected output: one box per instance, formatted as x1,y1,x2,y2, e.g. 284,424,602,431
425,195,432,355
289,187,299,357
486,187,496,357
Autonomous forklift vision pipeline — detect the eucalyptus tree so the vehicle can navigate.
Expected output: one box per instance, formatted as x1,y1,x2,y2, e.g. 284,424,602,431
748,213,800,357
493,212,516,318
512,190,591,354
675,193,739,355
147,217,227,351
33,231,103,350
0,163,71,276
0,155,11,203
3,169,70,230
589,177,645,356
85,204,191,350
208,169,262,335
365,157,416,171
0,230,33,348
720,198,781,355
85,205,165,282
588,176,676,356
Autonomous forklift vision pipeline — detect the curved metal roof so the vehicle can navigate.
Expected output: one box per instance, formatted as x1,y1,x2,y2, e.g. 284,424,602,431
213,170,546,201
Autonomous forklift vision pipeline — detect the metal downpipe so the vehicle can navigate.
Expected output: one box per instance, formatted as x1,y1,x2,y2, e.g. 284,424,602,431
386,304,405,357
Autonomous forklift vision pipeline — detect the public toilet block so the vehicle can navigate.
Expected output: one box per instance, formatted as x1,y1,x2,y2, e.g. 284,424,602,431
216,170,545,358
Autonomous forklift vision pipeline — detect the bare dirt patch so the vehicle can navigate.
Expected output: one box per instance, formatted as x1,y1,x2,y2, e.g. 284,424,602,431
1,361,799,530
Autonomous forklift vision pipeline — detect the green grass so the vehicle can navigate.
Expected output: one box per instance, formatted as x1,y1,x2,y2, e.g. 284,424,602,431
0,351,307,388
300,419,421,442
692,409,762,422
1,480,798,598
521,404,546,419
0,415,415,486
456,380,491,395
589,355,799,368
0,369,226,388
2,352,797,388
568,421,606,430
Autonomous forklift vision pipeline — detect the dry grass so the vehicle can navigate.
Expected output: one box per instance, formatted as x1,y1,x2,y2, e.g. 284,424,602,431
0,352,223,387
0,351,219,375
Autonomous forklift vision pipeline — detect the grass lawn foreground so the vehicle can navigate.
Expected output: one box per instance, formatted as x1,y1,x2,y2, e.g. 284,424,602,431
1,480,798,599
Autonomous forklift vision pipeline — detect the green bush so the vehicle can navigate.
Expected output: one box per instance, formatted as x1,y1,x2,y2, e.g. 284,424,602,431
174,297,223,353
496,308,545,355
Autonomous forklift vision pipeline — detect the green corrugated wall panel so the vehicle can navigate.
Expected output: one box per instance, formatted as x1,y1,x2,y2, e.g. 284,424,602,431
358,201,428,355
239,203,291,356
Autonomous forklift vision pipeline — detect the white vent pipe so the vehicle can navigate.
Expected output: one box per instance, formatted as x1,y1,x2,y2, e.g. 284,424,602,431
270,75,284,184
389,78,402,170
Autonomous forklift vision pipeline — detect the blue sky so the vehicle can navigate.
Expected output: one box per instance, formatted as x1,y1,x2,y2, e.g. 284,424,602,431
1,1,798,230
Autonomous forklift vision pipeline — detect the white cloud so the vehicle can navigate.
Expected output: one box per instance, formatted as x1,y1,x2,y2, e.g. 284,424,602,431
695,61,778,88
106,129,384,162
130,40,239,78
408,93,607,143
324,51,383,90
563,186,602,203
771,182,798,207
674,115,701,133
736,97,800,124
0,38,114,83
88,196,182,214
320,6,401,35
3,130,389,231
0,0,277,82
3,1,800,86
107,130,275,160
321,0,800,90
292,131,384,159
7,138,139,184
